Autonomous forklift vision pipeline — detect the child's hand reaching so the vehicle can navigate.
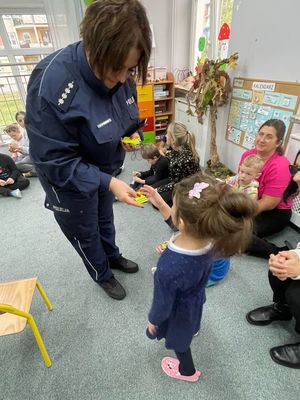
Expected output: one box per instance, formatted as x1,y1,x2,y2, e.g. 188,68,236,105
156,241,168,254
133,176,145,184
147,322,158,338
132,171,141,177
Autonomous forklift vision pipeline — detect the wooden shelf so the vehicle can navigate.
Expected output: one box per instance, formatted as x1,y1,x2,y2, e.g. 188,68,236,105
137,71,174,141
155,111,173,117
154,97,173,101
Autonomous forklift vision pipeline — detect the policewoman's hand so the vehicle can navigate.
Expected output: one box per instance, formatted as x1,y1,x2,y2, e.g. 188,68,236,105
121,132,141,152
109,177,144,208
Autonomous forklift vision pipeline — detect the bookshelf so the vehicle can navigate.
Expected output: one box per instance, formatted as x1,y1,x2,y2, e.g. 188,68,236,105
136,72,175,143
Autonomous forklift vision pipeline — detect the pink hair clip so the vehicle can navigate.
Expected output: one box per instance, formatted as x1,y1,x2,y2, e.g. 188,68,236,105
188,182,209,199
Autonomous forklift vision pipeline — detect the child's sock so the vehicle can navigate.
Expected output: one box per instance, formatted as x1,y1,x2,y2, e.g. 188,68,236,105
9,189,22,199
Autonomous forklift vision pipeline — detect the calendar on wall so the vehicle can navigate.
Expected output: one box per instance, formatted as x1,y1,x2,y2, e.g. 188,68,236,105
226,78,300,150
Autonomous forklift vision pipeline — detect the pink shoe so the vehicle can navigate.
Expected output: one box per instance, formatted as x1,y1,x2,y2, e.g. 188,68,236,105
161,357,201,382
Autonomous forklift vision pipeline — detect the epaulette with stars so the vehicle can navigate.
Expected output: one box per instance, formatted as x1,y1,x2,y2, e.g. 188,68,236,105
55,79,79,112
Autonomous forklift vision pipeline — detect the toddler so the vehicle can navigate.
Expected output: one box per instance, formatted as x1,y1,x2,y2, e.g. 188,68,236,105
226,154,264,199
131,144,169,190
146,174,256,382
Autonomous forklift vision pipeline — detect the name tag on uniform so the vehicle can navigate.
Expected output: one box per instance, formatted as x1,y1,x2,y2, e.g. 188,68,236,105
97,118,112,129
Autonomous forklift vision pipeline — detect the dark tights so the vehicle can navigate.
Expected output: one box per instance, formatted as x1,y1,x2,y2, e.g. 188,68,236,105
175,348,196,376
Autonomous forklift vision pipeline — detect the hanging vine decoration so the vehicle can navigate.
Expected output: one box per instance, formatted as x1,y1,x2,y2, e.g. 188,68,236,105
186,52,238,167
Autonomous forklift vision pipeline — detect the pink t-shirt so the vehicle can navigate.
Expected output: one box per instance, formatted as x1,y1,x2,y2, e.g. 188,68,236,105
240,149,292,209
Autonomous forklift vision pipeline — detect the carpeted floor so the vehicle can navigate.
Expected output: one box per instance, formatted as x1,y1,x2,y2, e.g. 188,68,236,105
1,152,299,400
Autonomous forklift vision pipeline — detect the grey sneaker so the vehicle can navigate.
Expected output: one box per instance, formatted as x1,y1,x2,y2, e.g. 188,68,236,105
10,189,22,199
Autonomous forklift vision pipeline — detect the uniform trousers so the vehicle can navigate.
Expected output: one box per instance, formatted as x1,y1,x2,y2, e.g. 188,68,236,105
269,271,300,334
54,187,119,283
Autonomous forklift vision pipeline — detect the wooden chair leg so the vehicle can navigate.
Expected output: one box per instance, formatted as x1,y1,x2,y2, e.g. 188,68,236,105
36,281,53,311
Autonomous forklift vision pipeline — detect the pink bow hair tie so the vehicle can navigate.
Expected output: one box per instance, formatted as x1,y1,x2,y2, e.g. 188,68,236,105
188,182,210,199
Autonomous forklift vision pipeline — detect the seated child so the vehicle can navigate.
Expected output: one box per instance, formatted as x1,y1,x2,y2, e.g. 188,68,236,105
0,153,30,198
131,144,169,190
225,154,264,199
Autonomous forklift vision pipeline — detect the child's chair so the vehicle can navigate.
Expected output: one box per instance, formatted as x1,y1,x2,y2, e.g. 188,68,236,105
0,277,53,367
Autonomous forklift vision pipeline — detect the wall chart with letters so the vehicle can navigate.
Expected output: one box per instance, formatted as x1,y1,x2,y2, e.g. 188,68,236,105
226,78,300,149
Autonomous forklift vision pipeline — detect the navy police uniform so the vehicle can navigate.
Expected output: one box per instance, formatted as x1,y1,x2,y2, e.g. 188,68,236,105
26,41,140,284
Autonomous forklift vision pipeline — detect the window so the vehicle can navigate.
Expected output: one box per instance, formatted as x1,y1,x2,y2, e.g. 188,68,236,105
0,12,53,130
2,14,53,50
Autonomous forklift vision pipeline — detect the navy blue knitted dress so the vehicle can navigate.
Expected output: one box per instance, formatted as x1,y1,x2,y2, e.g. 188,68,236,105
148,234,213,352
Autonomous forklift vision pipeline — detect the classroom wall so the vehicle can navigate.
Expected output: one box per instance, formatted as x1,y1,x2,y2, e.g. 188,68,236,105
219,0,300,172
141,0,192,78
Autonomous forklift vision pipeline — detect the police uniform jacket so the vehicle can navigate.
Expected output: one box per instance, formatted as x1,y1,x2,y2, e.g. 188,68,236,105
26,41,140,212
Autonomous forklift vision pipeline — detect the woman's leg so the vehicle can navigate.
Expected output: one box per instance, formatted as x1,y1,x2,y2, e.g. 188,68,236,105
255,209,292,238
284,280,300,334
175,348,196,376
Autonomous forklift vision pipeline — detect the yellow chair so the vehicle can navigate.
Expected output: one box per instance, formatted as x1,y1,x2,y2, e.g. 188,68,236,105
0,277,53,367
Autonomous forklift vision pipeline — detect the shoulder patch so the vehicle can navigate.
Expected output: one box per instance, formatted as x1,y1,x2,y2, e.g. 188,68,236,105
54,79,79,112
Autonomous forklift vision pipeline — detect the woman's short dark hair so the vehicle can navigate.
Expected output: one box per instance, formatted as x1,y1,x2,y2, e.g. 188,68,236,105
259,119,286,155
283,150,300,202
80,0,152,84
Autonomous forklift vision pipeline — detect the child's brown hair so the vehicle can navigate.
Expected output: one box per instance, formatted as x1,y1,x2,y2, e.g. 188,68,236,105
173,173,257,257
140,144,160,160
4,123,20,135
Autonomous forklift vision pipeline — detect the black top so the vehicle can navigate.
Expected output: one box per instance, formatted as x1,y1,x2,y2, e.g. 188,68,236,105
139,155,169,185
0,154,21,181
157,145,200,193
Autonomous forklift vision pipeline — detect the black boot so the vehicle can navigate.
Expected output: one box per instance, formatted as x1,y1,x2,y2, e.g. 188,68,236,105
270,342,300,368
98,276,126,300
246,303,292,326
109,255,139,273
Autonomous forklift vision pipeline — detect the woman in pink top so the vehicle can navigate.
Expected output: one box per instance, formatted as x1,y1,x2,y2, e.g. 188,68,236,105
240,119,292,258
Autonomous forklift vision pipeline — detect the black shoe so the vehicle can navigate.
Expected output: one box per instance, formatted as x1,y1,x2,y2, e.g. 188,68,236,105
98,276,126,300
109,255,139,273
284,240,294,250
270,342,300,368
246,303,292,326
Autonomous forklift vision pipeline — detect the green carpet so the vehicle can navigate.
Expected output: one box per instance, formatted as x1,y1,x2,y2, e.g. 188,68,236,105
0,152,299,400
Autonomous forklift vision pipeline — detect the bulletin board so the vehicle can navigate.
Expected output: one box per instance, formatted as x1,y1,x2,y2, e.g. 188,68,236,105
226,78,300,150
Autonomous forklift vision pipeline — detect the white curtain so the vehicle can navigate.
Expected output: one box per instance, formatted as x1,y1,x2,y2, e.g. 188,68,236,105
43,0,85,50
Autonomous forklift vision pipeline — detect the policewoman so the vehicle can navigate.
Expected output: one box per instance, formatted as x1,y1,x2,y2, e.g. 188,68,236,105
25,0,152,300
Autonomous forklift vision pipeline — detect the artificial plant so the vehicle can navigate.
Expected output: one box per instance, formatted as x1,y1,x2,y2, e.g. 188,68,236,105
186,52,239,168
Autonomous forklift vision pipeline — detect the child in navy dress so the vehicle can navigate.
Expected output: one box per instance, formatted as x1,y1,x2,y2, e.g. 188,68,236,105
146,173,257,382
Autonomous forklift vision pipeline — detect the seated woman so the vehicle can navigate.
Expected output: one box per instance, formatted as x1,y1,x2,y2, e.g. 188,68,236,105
239,119,293,258
246,245,300,369
141,182,230,287
153,122,200,206
4,123,37,177
0,153,30,198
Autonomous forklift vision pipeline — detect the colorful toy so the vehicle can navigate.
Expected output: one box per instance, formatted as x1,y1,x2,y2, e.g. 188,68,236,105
160,241,168,250
134,191,148,204
121,137,141,146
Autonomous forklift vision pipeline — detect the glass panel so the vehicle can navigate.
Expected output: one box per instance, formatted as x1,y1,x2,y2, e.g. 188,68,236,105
14,55,41,74
192,0,211,71
218,0,234,59
2,14,53,49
